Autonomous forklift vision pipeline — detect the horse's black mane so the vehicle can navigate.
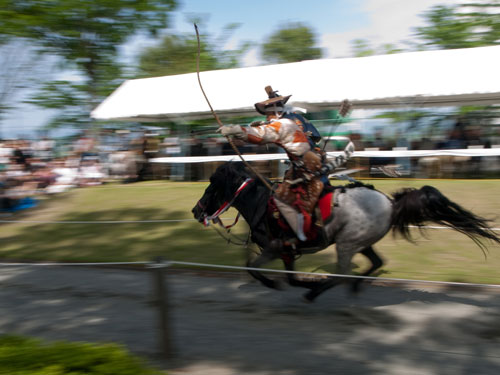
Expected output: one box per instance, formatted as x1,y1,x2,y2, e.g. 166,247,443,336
211,162,263,200
329,180,375,193
345,181,374,190
212,162,254,183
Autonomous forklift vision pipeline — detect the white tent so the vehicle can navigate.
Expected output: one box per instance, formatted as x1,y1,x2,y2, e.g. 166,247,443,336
91,46,500,122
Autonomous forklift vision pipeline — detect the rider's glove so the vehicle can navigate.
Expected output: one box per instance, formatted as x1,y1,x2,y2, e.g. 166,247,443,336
217,125,246,138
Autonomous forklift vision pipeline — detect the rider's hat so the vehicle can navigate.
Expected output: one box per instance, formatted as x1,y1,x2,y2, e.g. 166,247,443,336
254,85,291,115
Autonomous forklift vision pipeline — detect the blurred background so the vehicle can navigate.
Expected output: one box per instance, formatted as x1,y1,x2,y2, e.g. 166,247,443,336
1,2,500,372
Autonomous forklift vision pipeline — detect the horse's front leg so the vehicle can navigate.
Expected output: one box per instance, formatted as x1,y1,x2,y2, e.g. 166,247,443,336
246,250,281,290
282,254,324,290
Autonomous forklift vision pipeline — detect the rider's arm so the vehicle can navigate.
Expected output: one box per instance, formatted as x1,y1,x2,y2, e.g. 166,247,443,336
244,122,281,144
320,141,355,175
218,123,280,144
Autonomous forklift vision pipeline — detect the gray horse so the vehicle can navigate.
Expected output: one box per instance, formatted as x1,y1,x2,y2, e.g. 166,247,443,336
192,162,500,301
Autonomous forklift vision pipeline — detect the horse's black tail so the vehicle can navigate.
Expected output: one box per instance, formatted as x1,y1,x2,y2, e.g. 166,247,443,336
391,185,500,252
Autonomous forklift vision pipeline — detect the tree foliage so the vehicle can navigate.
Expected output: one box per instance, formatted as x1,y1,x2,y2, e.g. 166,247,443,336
0,0,178,129
350,39,404,57
138,23,252,77
261,23,322,64
416,1,500,49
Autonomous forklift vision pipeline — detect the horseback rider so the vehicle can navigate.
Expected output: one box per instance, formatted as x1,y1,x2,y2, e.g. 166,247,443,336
218,86,354,243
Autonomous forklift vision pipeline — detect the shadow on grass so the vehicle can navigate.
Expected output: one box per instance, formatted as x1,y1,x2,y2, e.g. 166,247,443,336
0,207,247,264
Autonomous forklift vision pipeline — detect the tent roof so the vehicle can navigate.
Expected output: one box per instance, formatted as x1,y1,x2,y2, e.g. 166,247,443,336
91,46,500,122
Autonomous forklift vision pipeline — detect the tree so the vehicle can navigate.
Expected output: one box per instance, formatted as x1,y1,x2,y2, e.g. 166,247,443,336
261,23,322,64
0,0,178,130
413,1,500,137
415,1,500,49
138,23,252,77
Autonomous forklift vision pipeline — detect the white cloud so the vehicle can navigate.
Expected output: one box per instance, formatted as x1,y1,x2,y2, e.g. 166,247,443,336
321,0,464,58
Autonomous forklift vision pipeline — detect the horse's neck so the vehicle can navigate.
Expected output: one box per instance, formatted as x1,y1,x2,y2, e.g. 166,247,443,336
232,184,270,229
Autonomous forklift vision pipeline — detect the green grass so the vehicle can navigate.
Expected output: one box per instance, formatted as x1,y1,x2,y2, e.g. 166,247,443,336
1,179,500,284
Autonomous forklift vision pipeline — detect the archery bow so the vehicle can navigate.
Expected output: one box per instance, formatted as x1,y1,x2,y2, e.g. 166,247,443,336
194,24,273,191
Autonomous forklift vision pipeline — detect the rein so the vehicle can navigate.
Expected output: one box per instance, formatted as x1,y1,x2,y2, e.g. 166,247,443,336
211,224,252,247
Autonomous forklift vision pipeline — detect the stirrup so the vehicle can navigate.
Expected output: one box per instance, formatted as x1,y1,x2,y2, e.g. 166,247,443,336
283,238,298,251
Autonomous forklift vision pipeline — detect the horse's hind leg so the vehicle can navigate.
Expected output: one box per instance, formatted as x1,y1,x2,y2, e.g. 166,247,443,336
303,249,354,302
351,246,384,293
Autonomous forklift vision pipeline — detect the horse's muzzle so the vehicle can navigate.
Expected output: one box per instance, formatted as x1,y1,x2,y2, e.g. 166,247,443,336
192,201,205,223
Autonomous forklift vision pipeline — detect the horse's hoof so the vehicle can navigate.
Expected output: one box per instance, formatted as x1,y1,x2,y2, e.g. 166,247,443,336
303,291,316,303
262,279,283,290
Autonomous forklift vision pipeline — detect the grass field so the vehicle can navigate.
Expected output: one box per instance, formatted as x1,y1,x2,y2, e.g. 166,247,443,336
1,178,499,284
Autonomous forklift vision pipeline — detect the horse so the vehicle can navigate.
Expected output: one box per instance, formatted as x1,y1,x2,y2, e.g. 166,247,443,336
192,162,500,301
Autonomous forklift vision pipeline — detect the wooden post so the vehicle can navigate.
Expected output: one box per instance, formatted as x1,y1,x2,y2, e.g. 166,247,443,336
151,257,173,359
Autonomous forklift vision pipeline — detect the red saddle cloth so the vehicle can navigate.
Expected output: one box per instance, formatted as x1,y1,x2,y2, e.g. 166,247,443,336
318,192,334,221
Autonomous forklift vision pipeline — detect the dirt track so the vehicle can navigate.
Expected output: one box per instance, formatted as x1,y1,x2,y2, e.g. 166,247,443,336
1,265,500,375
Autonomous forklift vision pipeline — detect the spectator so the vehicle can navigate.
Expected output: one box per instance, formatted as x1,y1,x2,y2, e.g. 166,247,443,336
33,137,55,162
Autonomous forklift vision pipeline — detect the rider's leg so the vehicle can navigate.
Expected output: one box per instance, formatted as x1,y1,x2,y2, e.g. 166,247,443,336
274,197,307,242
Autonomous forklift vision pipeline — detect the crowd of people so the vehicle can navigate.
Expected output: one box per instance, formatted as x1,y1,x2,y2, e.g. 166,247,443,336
0,136,107,213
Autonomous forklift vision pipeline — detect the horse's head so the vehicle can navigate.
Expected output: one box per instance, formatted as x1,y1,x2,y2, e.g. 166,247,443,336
192,162,251,223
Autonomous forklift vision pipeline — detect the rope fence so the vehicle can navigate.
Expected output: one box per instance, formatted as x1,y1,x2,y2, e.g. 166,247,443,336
0,219,196,224
2,259,500,289
1,218,499,231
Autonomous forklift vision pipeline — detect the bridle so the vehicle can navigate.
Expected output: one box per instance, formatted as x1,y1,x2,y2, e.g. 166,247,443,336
197,178,254,228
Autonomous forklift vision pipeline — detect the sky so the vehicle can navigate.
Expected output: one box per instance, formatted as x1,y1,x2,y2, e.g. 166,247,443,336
2,0,463,139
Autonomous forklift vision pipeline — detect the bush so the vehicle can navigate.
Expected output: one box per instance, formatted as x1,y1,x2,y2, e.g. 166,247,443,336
0,335,163,375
